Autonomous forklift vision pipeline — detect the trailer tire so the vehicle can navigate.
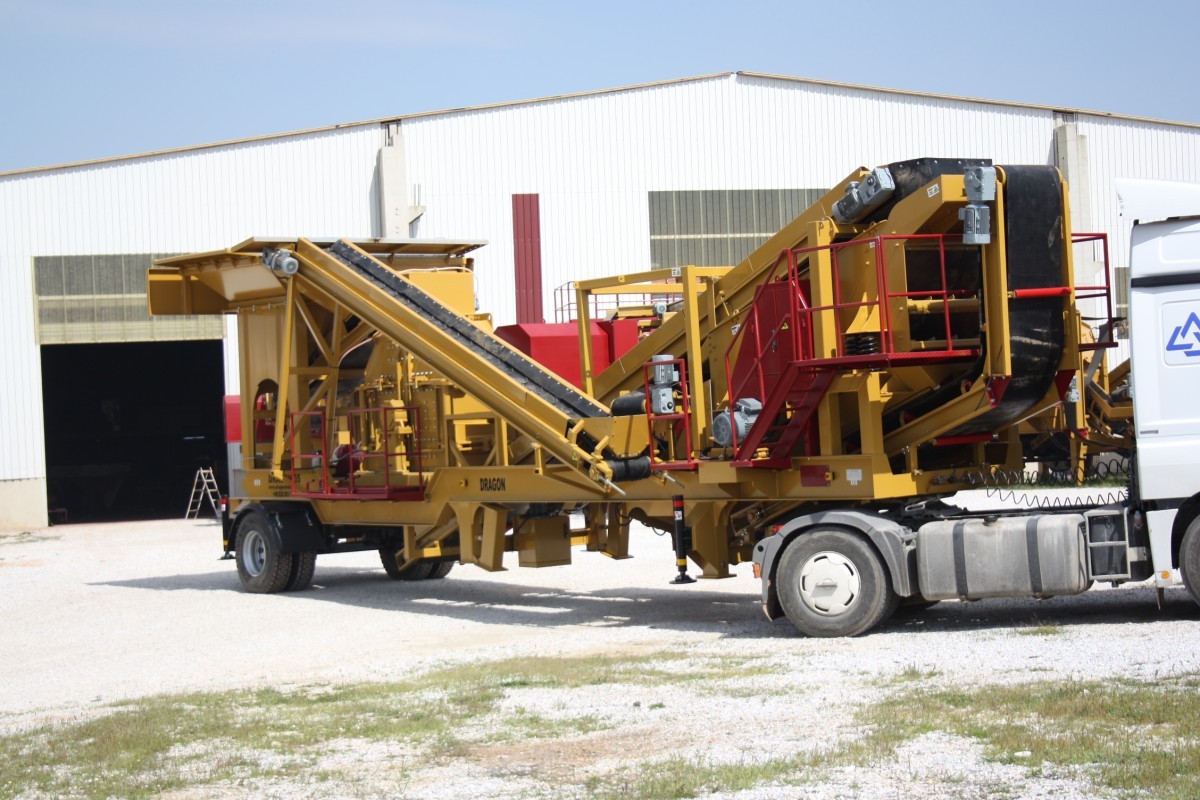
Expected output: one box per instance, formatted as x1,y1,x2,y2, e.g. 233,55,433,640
379,550,434,581
286,552,317,592
1180,517,1200,606
776,529,898,637
235,510,292,594
426,561,454,580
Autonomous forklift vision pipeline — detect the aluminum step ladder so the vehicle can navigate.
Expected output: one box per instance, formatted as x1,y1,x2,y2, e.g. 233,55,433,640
186,467,222,519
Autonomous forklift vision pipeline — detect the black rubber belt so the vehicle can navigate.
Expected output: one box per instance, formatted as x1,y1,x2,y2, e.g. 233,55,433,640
327,241,610,420
947,165,1067,435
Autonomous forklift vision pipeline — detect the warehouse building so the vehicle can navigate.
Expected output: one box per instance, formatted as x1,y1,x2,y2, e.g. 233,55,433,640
2,71,1199,529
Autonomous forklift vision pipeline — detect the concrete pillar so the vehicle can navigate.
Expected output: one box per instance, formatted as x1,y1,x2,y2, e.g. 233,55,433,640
377,126,425,238
0,478,50,531
1055,121,1110,332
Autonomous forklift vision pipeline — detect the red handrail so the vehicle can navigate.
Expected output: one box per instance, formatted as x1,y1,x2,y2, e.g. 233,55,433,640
288,406,426,500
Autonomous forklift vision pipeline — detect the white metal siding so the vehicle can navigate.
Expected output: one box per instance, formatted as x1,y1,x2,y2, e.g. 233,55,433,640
0,125,383,482
405,74,1064,326
1077,114,1200,273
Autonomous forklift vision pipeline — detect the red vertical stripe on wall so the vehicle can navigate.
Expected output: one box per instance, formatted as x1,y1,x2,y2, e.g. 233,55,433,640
512,193,544,324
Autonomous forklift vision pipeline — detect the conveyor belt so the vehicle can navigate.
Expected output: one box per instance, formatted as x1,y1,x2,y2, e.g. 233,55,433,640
951,165,1065,433
327,241,609,421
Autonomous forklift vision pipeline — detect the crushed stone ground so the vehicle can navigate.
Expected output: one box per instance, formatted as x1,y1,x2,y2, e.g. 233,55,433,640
2,501,1197,798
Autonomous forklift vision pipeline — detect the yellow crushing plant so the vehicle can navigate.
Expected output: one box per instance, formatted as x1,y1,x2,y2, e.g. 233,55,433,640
150,157,1135,637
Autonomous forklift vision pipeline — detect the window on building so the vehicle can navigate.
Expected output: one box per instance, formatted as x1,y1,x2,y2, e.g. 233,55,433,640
33,254,223,344
647,188,830,270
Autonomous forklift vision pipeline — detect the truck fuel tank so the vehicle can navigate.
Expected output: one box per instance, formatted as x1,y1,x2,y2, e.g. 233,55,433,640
915,514,1089,601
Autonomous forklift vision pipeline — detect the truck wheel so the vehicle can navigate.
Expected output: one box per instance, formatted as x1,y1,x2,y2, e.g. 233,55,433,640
426,561,454,580
235,510,292,594
776,529,898,637
379,550,434,581
1180,517,1200,605
286,552,317,592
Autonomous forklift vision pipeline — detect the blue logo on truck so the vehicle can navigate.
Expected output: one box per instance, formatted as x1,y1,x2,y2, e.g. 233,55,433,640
1167,312,1200,357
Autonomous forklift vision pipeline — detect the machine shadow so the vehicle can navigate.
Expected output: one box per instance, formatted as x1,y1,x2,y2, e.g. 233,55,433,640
94,565,1199,639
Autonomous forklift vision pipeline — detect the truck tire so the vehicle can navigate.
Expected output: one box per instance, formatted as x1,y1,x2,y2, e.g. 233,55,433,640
379,550,434,581
235,509,292,594
776,529,898,637
286,552,317,592
427,561,454,579
1180,517,1200,606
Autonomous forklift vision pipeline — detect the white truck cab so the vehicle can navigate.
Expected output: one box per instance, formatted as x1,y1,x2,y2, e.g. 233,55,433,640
1118,179,1200,588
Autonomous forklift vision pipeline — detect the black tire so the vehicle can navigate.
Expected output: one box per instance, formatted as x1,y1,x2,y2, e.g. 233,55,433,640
235,509,292,594
775,529,898,637
379,549,434,581
286,552,317,592
1180,517,1200,606
426,561,454,580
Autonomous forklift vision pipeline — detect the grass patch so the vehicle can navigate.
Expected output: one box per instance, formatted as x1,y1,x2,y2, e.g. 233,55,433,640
889,663,941,684
852,673,1200,800
584,672,1200,799
0,651,768,799
0,531,59,546
1016,624,1064,636
589,754,803,800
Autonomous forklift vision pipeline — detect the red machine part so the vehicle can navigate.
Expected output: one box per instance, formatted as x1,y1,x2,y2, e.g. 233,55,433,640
496,319,641,388
224,395,241,443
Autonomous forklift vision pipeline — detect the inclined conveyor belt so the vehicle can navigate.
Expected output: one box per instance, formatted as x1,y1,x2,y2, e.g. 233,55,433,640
327,241,609,421
948,165,1066,434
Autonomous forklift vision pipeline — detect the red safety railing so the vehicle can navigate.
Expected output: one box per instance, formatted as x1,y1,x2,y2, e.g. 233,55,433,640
720,230,1120,461
720,234,979,462
724,233,978,415
288,411,330,496
1070,232,1117,350
288,406,426,500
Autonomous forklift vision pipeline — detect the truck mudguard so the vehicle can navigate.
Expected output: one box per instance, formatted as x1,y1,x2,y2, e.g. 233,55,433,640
232,502,327,555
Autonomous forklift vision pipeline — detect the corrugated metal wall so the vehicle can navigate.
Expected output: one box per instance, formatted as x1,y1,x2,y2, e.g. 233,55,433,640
403,74,1065,325
1079,113,1200,274
0,125,383,483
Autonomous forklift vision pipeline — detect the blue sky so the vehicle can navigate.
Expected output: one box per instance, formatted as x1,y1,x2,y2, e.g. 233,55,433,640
0,0,1194,173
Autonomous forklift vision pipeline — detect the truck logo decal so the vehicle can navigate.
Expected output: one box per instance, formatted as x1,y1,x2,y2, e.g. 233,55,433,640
1166,312,1200,358
480,477,506,492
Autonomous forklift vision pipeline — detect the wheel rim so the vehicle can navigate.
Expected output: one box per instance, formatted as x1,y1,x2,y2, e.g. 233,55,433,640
798,550,860,616
241,529,267,577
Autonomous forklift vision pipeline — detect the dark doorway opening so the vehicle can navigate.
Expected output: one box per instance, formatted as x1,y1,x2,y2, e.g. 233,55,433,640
41,340,227,522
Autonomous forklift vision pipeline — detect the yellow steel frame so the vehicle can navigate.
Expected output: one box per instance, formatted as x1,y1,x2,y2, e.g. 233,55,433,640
151,163,1097,581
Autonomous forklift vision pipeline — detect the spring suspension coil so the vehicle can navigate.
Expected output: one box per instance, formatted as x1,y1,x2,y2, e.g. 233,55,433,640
844,333,882,356
955,458,1132,509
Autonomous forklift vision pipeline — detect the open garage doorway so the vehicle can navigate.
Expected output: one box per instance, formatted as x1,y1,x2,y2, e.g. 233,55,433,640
40,341,227,522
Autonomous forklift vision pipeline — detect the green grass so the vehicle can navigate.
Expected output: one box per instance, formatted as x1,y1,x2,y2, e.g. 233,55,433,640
587,672,1200,800
889,663,942,683
1016,624,1064,636
0,531,60,546
9,650,1195,800
588,754,805,800
854,673,1200,800
0,651,763,799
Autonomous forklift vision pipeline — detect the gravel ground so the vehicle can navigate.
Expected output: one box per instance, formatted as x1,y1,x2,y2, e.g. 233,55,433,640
2,499,1199,798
